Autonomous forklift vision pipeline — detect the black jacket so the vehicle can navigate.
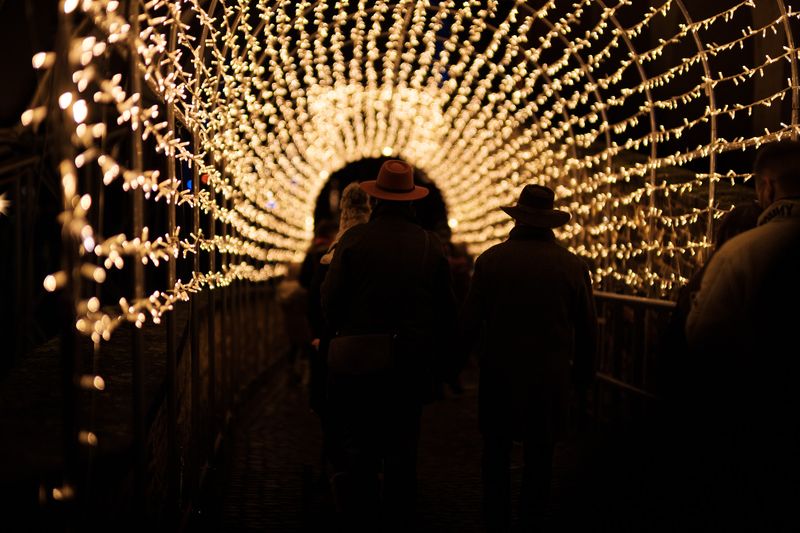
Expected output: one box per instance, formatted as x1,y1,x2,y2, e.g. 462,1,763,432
461,225,596,438
321,202,458,392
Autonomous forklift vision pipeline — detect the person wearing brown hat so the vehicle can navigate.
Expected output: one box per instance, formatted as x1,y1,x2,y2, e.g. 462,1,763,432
321,160,458,531
460,184,596,532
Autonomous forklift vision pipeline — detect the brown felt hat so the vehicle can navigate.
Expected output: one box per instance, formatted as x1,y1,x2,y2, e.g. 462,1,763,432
359,160,429,201
501,184,571,228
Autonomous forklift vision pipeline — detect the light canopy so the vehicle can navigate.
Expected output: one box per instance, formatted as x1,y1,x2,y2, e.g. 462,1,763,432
31,0,800,342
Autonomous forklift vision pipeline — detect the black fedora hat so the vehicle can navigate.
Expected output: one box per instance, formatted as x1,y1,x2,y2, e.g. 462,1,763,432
501,184,571,228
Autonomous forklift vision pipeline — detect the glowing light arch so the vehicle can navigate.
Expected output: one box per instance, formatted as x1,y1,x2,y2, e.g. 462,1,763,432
28,0,800,342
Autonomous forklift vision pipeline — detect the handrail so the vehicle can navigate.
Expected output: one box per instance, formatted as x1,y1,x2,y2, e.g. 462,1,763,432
595,372,658,401
594,290,676,310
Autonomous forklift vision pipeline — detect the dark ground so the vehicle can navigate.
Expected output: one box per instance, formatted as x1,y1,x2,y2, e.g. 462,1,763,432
190,361,662,533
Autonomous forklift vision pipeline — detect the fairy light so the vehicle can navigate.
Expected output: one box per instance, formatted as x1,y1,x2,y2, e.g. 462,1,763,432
27,0,800,346
78,430,98,446
52,485,75,501
0,192,10,216
32,52,56,70
79,374,106,390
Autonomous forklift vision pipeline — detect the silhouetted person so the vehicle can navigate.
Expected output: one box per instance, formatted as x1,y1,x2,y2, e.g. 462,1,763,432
300,219,338,289
686,140,800,530
434,221,474,307
276,262,312,383
308,183,372,416
321,160,457,532
661,202,762,398
461,184,596,532
433,221,473,396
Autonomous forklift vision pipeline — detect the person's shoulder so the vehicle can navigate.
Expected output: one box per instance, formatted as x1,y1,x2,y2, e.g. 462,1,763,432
425,229,448,255
564,247,592,272
699,230,754,285
715,225,761,256
474,240,508,263
337,221,370,246
537,239,588,269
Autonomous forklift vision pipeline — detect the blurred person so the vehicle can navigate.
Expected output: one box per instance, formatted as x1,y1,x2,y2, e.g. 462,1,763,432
276,262,312,384
434,221,474,307
307,182,371,416
661,201,762,392
433,221,473,396
300,219,338,290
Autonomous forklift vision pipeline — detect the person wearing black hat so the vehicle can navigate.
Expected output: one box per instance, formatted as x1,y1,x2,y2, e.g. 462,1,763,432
321,160,458,532
460,184,597,532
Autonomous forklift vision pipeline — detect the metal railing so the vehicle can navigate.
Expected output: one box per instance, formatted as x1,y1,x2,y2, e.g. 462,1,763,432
592,290,676,423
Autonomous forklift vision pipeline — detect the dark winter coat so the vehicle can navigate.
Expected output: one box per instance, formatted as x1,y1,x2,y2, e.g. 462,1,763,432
461,225,596,440
320,201,458,402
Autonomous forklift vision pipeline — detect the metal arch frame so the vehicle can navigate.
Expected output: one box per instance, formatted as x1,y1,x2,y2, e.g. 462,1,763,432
423,19,583,197
127,0,147,519
254,3,590,91
235,0,627,212
777,0,800,138
243,0,609,137
537,14,616,273
164,10,181,516
62,0,800,247
43,0,800,523
594,0,659,287
420,6,616,207
221,2,613,211
55,0,800,315
158,0,776,291
674,0,718,264
237,2,591,208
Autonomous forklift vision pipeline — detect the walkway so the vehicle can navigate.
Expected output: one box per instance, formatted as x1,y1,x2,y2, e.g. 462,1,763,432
192,362,653,532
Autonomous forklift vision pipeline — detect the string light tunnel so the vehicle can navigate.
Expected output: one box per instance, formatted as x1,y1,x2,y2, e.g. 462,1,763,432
27,0,800,345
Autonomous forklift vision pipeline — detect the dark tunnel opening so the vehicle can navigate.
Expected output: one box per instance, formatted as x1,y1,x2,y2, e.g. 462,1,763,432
312,157,450,235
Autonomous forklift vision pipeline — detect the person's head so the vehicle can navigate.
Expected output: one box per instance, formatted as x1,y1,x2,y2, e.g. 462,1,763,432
715,202,762,250
313,219,338,243
359,159,428,204
337,182,371,233
753,140,800,208
340,182,370,215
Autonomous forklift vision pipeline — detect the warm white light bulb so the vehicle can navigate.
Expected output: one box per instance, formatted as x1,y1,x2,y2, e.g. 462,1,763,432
63,0,79,14
58,92,73,110
72,100,88,123
31,52,54,69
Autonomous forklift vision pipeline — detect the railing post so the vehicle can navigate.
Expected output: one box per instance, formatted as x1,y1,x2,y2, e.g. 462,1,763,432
13,175,24,367
54,0,81,518
190,132,202,496
128,0,147,519
232,277,240,401
777,0,799,139
207,182,217,454
221,194,230,422
165,80,179,522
